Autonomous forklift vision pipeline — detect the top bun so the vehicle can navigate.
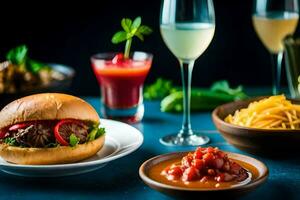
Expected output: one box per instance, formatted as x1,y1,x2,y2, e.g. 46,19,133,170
0,93,100,129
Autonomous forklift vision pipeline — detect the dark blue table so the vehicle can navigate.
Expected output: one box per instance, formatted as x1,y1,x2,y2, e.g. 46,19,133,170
0,98,299,200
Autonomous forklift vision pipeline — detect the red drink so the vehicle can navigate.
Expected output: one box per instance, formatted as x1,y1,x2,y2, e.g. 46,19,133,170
91,52,152,123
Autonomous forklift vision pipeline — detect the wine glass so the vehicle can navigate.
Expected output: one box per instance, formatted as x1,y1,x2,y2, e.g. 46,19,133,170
159,0,215,146
253,0,299,94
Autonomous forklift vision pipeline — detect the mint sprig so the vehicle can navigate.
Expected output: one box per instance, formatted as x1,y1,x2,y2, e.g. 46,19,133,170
111,16,152,59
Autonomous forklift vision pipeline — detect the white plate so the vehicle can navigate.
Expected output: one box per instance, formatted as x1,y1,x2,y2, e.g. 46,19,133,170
0,119,143,177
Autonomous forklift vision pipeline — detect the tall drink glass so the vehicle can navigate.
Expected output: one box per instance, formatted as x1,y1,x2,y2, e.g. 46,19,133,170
252,0,299,94
159,0,215,146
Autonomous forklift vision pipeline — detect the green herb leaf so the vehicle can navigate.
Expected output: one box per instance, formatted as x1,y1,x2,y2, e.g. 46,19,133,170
138,25,153,35
6,45,28,65
135,32,144,41
121,18,132,32
95,127,105,138
112,17,152,59
111,31,128,44
132,17,141,29
4,137,17,146
6,45,48,73
210,80,247,98
131,16,141,32
87,126,105,142
87,128,97,141
144,78,175,100
26,59,46,74
69,133,80,147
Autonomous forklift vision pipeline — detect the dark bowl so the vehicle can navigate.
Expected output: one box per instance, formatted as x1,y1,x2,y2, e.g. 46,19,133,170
139,151,268,199
212,97,300,156
0,63,75,109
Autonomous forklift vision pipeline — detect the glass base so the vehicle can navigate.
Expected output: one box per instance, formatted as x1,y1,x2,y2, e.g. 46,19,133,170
102,103,144,124
159,132,210,146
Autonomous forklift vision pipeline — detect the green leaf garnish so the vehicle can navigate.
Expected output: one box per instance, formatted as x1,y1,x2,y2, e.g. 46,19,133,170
138,25,153,35
6,45,28,65
210,80,248,99
121,18,132,32
144,78,177,100
112,16,152,59
87,128,97,142
134,32,144,41
26,59,47,74
131,17,141,31
69,133,80,147
6,45,49,73
4,137,17,146
210,80,241,95
95,127,105,138
87,126,105,142
111,31,128,44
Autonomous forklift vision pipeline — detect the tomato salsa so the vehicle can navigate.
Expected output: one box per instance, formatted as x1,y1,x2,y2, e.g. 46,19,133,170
149,147,258,189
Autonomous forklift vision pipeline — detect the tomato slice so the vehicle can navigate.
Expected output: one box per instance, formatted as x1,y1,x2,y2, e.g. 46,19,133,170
8,123,32,131
54,119,86,146
0,130,7,139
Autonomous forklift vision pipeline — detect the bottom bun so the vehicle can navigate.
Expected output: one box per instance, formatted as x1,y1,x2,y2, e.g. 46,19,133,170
0,135,105,165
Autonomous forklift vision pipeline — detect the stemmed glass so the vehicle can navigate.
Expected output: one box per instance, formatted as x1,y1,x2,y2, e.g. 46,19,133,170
159,0,215,146
253,0,299,94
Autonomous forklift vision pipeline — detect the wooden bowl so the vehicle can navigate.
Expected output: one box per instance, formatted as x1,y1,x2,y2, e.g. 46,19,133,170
212,97,300,155
139,151,268,199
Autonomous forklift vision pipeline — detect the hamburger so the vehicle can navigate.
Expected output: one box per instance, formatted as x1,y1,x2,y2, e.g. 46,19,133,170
0,93,105,165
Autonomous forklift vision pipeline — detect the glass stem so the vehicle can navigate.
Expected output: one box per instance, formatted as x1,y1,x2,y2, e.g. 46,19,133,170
270,52,283,95
179,59,194,137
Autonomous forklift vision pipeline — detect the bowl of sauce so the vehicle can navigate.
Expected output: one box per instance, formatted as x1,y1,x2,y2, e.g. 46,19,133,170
139,147,268,198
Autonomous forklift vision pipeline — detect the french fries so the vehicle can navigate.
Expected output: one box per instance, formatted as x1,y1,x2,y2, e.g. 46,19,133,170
225,95,300,129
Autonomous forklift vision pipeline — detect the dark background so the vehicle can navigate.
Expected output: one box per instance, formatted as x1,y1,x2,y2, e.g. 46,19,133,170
0,0,299,96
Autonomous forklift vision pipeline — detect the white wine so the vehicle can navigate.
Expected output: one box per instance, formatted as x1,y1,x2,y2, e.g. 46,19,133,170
253,12,299,53
160,23,215,60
